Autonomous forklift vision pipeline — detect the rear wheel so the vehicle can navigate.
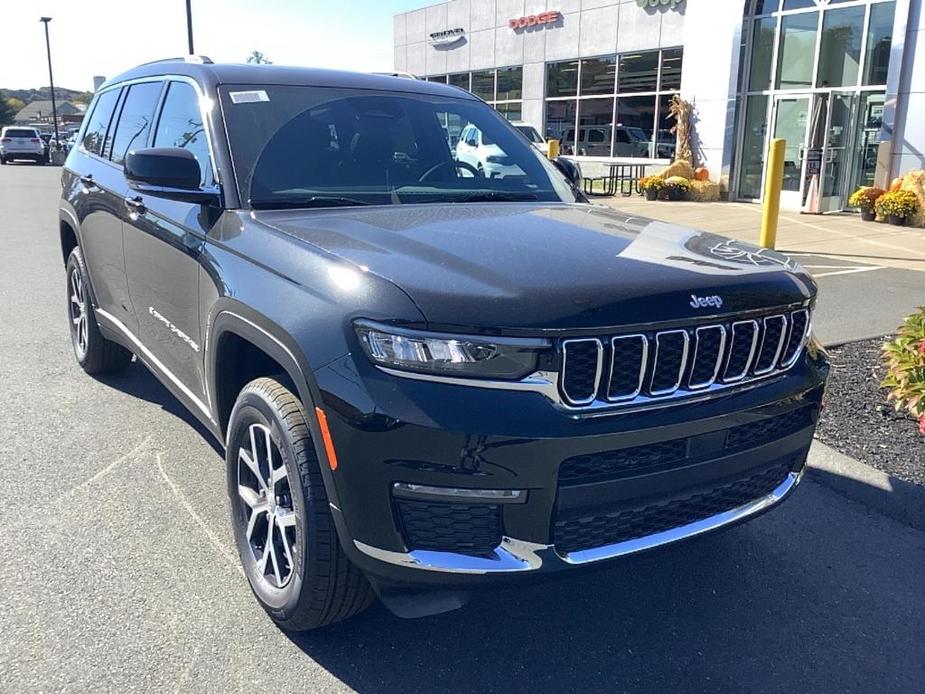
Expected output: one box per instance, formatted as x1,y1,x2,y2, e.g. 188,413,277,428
227,377,374,630
65,247,133,374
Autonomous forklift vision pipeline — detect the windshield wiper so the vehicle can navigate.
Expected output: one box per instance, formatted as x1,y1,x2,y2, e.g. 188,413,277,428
250,195,373,210
446,192,539,203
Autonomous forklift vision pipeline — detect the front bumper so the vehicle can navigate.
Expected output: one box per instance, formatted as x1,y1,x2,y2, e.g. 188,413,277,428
314,349,827,587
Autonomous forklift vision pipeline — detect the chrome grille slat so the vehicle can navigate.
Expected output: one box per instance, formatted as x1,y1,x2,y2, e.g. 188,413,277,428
607,335,648,401
723,320,760,383
556,308,811,411
560,338,604,406
649,330,690,396
689,325,727,390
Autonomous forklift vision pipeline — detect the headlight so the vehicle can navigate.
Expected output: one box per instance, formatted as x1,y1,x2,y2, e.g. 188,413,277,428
354,321,550,380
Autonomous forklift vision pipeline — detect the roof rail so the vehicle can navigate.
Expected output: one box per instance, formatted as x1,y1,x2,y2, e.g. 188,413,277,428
137,55,214,67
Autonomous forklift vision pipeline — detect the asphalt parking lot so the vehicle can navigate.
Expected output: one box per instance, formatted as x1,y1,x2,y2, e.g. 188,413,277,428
2,164,924,693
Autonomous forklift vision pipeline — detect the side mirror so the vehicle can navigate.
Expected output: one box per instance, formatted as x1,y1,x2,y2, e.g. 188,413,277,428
124,147,218,204
552,156,582,189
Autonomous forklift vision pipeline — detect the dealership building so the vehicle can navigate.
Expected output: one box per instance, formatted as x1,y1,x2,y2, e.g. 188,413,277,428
393,0,924,211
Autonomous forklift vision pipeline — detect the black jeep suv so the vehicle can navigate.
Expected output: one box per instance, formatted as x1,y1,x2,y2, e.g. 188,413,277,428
59,58,828,629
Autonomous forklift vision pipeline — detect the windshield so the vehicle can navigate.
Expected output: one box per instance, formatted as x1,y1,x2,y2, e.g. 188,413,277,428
219,85,575,209
515,125,543,143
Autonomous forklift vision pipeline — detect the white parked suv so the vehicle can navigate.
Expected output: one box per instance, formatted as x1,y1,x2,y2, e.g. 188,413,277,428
0,126,49,164
512,121,547,154
455,124,526,179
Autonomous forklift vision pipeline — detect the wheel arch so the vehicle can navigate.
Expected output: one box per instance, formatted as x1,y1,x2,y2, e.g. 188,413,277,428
59,209,80,265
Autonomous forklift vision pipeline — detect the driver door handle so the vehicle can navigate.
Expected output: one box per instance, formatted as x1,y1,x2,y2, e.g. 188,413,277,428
124,196,146,215
79,174,96,190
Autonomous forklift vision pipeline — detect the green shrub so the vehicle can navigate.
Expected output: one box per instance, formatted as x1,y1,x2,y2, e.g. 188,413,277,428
881,306,925,434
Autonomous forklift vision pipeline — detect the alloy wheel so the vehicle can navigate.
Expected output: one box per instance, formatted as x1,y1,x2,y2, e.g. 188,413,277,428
68,267,88,358
237,422,298,588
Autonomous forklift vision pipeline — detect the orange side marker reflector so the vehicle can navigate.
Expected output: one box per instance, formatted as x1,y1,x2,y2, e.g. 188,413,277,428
315,406,339,471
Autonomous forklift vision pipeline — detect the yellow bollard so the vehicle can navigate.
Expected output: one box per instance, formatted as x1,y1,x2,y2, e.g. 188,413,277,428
547,138,560,159
760,138,786,250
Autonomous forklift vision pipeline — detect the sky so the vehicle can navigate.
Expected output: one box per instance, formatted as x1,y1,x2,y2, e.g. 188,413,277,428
0,0,426,92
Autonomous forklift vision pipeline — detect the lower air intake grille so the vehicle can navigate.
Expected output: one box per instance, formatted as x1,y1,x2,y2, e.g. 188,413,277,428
395,498,502,556
553,464,792,554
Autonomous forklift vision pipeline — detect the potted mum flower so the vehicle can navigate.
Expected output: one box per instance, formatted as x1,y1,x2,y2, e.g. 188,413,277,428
639,176,663,201
848,186,885,222
662,176,691,201
875,190,919,226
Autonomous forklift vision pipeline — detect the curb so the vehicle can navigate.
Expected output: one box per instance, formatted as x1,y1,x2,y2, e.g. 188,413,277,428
806,440,925,533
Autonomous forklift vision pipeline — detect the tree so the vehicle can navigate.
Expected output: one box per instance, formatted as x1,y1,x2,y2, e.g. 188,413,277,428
5,97,25,113
246,51,273,65
0,99,14,126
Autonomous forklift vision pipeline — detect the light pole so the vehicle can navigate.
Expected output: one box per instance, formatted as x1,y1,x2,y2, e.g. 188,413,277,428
186,0,195,55
39,17,59,145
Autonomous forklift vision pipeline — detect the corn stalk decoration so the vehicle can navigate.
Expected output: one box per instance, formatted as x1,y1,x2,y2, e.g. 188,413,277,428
668,94,694,167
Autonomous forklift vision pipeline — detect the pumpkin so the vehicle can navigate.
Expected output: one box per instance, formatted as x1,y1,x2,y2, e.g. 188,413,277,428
694,167,710,182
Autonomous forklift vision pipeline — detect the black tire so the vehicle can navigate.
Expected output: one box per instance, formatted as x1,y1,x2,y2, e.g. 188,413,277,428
227,377,374,630
65,247,133,374
0,156,6,165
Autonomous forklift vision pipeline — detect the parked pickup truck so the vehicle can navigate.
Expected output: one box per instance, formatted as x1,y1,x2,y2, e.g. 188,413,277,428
59,57,828,630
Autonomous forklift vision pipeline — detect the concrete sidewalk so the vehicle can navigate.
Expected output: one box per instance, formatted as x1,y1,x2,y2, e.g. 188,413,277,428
597,195,925,273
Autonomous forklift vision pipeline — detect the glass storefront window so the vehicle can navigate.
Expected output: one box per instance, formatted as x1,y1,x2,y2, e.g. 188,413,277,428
738,95,769,199
471,71,495,101
850,92,885,189
426,75,448,83
817,5,865,87
546,61,579,98
495,102,523,121
752,0,778,15
749,17,777,91
776,12,818,89
618,51,659,93
496,67,523,101
781,0,815,10
576,98,614,156
580,57,617,96
660,48,684,91
614,96,656,158
656,94,677,160
448,73,469,90
545,100,577,154
864,2,895,85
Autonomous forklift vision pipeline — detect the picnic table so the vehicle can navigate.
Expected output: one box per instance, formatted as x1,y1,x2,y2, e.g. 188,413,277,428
583,162,649,197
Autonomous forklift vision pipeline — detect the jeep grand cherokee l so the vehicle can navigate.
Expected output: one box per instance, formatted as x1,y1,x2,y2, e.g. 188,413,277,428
59,58,828,630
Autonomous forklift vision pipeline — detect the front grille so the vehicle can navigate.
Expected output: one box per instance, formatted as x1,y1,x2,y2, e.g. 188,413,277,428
557,307,810,408
394,498,502,556
553,463,792,553
558,406,814,485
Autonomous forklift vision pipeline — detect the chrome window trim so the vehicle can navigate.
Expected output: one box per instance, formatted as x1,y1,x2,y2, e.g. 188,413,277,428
354,470,802,573
753,314,787,376
606,334,648,402
780,308,810,369
649,329,690,396
560,338,604,406
722,319,760,383
689,325,727,390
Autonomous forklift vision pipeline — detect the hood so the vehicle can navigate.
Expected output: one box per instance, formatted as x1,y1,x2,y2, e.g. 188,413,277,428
255,203,815,333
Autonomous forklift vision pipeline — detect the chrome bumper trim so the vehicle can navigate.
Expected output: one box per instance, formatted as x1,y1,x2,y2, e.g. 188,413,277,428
353,470,803,574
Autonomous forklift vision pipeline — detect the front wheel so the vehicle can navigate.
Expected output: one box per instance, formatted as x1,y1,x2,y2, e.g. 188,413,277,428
65,247,133,374
226,377,374,630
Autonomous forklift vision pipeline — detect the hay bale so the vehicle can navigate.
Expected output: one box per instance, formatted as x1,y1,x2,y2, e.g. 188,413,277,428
658,160,696,180
689,180,721,202
898,170,925,227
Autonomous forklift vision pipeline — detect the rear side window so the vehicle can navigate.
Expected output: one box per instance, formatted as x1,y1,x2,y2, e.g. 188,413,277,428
3,128,39,138
81,89,120,155
153,81,212,185
110,81,163,165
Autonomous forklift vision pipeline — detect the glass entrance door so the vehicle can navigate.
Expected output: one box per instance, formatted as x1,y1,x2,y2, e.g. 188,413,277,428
771,96,811,209
818,93,857,213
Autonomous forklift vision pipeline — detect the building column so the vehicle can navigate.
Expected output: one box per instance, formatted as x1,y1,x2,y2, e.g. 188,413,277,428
678,0,747,187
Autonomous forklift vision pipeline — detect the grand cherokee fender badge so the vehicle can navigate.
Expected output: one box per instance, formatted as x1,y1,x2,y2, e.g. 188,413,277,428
148,306,200,352
690,294,723,309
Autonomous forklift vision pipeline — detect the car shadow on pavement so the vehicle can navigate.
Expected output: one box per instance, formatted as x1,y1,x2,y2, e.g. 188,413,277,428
93,358,223,456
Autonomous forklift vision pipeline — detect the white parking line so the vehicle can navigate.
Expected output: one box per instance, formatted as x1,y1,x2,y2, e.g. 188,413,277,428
812,266,884,278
